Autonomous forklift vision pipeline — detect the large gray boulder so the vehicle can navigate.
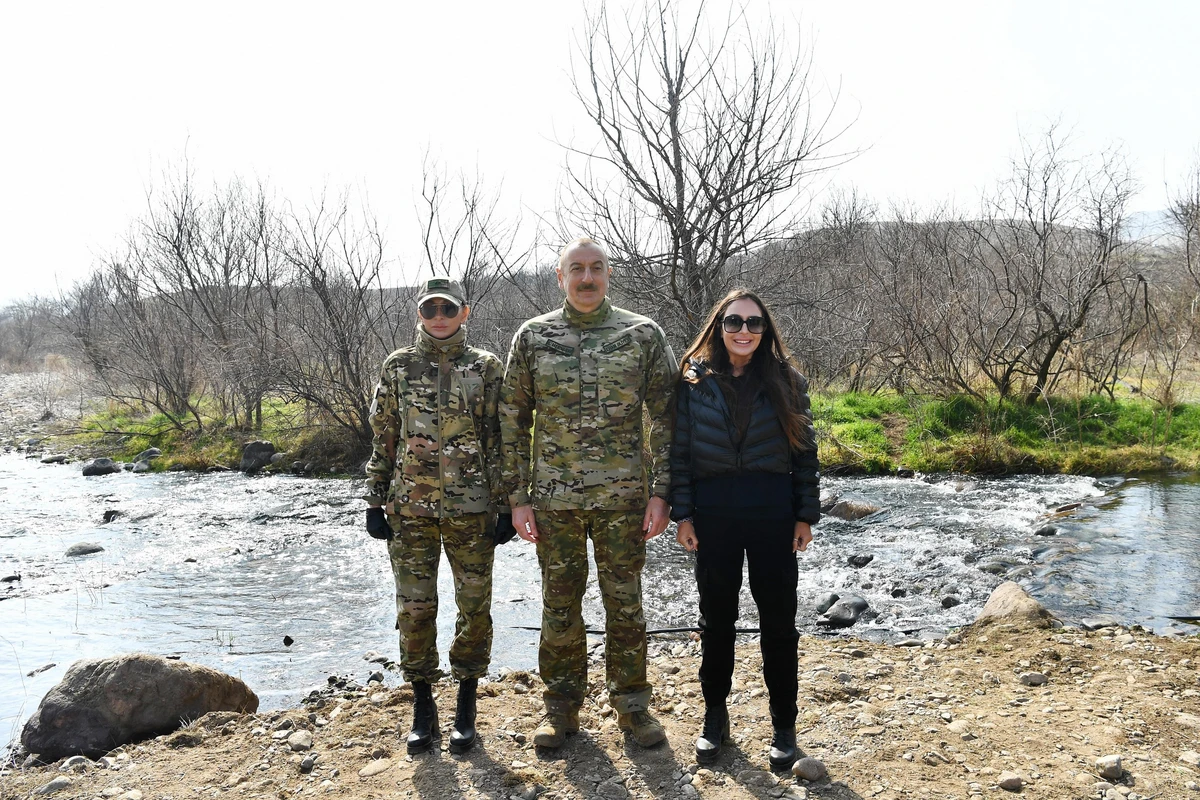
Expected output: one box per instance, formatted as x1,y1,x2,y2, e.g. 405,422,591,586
21,653,258,759
239,441,276,474
974,581,1055,629
81,458,122,477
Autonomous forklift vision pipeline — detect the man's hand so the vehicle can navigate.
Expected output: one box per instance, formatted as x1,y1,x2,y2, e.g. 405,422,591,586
366,507,393,541
642,496,670,540
793,521,813,553
493,512,517,545
675,519,698,552
513,504,539,543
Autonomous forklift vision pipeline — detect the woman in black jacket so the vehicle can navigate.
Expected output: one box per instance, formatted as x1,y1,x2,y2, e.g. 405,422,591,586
669,288,820,769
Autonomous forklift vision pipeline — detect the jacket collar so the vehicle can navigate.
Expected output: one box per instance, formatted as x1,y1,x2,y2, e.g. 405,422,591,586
563,297,612,328
415,325,467,360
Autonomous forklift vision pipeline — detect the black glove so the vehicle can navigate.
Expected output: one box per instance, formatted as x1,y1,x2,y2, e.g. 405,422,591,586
492,512,517,545
366,507,393,540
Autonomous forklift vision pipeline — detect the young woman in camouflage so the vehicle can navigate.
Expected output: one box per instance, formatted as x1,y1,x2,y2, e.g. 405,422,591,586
363,277,516,755
670,288,821,770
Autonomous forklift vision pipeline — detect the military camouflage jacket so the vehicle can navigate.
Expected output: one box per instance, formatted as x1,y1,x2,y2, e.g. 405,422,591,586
500,298,677,511
364,326,504,518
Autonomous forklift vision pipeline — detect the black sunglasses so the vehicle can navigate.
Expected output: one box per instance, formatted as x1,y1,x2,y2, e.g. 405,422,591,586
419,300,461,320
720,314,766,334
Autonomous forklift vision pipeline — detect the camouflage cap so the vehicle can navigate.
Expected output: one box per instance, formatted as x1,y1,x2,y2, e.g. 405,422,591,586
417,276,466,306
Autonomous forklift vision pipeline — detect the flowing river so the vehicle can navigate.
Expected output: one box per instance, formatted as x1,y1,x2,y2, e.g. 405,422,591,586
2,454,1198,749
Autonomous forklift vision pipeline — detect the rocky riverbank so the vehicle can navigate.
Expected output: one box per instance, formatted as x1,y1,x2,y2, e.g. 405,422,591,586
3,590,1198,800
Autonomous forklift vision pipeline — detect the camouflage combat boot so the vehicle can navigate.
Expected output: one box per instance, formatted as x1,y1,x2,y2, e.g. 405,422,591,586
532,708,580,749
617,709,666,747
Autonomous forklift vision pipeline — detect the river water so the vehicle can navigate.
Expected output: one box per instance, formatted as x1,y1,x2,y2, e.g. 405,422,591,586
2,454,1198,749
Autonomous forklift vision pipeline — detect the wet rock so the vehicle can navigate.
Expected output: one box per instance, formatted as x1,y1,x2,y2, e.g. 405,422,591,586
134,448,161,462
131,461,152,474
1096,754,1123,780
283,636,294,647
269,452,287,464
102,509,121,523
890,587,907,598
941,595,962,609
26,663,55,677
974,581,1055,629
2,574,21,583
239,441,277,474
40,454,67,464
1034,524,1058,536
997,771,1024,791
21,653,258,759
815,592,840,615
291,461,307,475
818,595,869,628
1055,502,1082,513
847,554,874,568
81,458,122,477
1080,616,1121,631
167,463,190,472
65,543,104,557
792,757,827,781
895,467,915,478
826,500,882,521
819,492,839,513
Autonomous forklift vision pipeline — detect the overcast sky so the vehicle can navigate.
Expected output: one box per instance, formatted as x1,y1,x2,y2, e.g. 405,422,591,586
1,0,1197,306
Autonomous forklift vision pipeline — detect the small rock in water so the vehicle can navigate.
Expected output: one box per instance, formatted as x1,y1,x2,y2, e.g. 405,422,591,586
890,587,907,597
26,663,56,677
847,554,874,568
815,592,840,615
819,595,869,628
792,757,827,781
827,500,882,521
941,595,961,609
1054,502,1082,513
283,636,294,647
102,509,121,523
1034,524,1058,536
65,543,104,558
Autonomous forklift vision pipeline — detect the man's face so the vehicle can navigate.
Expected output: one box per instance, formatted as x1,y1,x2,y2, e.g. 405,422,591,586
557,243,610,313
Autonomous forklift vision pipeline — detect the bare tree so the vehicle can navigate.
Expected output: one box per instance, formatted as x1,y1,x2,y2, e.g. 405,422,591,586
560,0,850,345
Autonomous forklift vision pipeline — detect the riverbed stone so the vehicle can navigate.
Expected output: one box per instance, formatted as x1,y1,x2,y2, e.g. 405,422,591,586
358,759,391,777
134,448,161,462
1034,524,1058,536
826,500,881,521
1096,754,1123,780
792,757,827,781
819,595,869,628
974,581,1055,629
32,776,72,795
40,454,67,464
131,460,152,473
81,458,122,477
997,771,1024,791
847,554,874,568
65,543,104,557
239,441,276,474
287,730,313,751
815,592,839,614
1019,671,1048,686
21,653,258,759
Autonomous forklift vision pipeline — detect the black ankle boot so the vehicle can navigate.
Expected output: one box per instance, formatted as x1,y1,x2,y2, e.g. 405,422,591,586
449,678,478,754
695,704,729,764
407,681,439,754
769,725,798,770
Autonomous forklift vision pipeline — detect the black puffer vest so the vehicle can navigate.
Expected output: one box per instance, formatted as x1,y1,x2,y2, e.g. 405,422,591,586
669,360,820,523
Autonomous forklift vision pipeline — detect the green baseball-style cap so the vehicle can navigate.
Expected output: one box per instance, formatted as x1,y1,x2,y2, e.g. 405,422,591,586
416,276,466,306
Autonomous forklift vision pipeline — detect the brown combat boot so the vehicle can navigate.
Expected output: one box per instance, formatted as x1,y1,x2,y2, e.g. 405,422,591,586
532,709,580,749
617,709,666,747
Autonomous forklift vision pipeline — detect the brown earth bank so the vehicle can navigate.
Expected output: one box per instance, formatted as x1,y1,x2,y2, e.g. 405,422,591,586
3,618,1199,800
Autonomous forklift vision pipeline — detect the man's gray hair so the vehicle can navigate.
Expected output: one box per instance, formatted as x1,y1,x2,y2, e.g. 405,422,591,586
558,236,608,269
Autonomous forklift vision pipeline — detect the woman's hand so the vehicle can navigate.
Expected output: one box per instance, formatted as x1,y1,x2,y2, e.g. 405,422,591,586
793,521,812,553
676,519,698,552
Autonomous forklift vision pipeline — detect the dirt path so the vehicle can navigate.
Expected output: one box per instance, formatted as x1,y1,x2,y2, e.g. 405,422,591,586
3,616,1198,800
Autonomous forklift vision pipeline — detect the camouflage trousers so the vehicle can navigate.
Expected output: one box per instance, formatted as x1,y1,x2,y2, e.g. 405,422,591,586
535,510,651,715
386,513,495,683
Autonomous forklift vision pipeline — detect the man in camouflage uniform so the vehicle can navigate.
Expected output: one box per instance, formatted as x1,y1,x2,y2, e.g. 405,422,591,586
364,277,514,755
500,237,677,749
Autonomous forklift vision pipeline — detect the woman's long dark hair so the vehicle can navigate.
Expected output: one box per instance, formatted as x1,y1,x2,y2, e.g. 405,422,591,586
679,288,811,450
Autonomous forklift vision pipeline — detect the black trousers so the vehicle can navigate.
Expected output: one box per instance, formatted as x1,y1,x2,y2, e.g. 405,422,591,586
694,513,799,728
